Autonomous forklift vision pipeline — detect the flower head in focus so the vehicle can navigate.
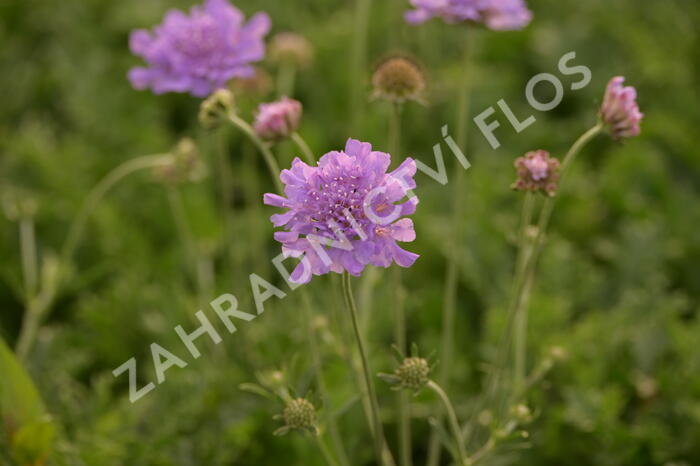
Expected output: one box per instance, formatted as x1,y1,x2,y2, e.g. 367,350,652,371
264,139,419,283
253,97,303,141
371,55,427,104
128,0,270,97
512,150,560,197
273,398,318,436
599,76,643,140
405,0,532,30
380,344,434,393
269,32,314,69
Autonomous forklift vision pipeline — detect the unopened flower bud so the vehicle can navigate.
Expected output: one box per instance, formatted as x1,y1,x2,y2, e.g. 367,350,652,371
269,32,314,68
253,97,302,141
512,150,561,197
1,187,38,221
198,89,236,129
371,55,426,104
599,76,643,141
153,138,207,184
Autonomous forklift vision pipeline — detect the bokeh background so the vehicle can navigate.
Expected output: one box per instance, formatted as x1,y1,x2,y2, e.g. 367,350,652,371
1,0,699,464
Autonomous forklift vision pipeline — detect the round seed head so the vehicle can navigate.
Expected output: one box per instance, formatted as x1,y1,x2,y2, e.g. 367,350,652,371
282,398,317,430
395,357,430,390
198,88,236,129
371,56,426,104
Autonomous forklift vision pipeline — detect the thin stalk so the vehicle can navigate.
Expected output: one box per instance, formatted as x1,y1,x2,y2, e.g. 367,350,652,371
428,29,474,466
226,113,284,194
165,185,203,299
512,192,536,393
291,132,316,165
277,61,298,98
315,433,341,466
301,289,351,466
349,0,372,133
16,154,169,360
19,218,38,303
427,380,468,466
341,272,394,466
61,154,170,263
215,127,238,280
509,123,603,395
389,103,412,466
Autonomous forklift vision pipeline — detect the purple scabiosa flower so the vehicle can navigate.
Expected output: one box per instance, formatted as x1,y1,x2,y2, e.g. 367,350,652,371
264,139,419,283
512,150,560,197
405,0,532,31
253,97,303,141
128,0,270,97
599,76,644,140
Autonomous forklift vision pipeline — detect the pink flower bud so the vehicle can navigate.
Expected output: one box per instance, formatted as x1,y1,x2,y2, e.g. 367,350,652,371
600,76,643,140
253,97,302,141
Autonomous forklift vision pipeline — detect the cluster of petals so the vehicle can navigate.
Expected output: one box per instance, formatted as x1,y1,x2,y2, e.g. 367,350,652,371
512,150,560,197
253,97,303,141
128,0,270,97
264,139,420,283
405,0,532,30
599,76,644,140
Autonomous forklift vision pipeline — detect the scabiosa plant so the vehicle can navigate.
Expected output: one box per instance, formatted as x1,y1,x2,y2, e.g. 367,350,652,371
405,0,532,30
372,55,427,104
253,97,303,141
512,150,561,197
263,138,419,284
599,76,644,140
128,0,270,97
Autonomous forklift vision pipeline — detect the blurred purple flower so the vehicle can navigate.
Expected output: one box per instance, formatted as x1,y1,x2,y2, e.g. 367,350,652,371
264,139,419,283
128,0,270,97
254,97,302,141
405,0,532,30
599,76,643,140
512,150,560,197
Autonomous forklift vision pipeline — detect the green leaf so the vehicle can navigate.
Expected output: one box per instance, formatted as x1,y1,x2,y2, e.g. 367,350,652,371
0,336,55,465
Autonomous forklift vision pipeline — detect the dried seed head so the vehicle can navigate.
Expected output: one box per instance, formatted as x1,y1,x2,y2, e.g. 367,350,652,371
269,32,314,68
371,55,426,104
198,89,236,129
395,357,430,390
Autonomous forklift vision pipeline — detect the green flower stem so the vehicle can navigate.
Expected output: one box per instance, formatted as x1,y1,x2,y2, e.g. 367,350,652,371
61,154,170,263
16,153,169,360
427,380,468,466
428,29,474,466
291,132,316,165
389,102,412,466
277,61,298,98
19,218,38,304
300,289,351,466
215,127,239,280
165,185,204,300
226,113,284,194
341,272,395,466
315,432,341,466
510,123,603,394
512,192,536,393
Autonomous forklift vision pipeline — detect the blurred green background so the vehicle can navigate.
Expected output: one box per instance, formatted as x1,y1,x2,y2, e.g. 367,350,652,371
1,0,699,464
